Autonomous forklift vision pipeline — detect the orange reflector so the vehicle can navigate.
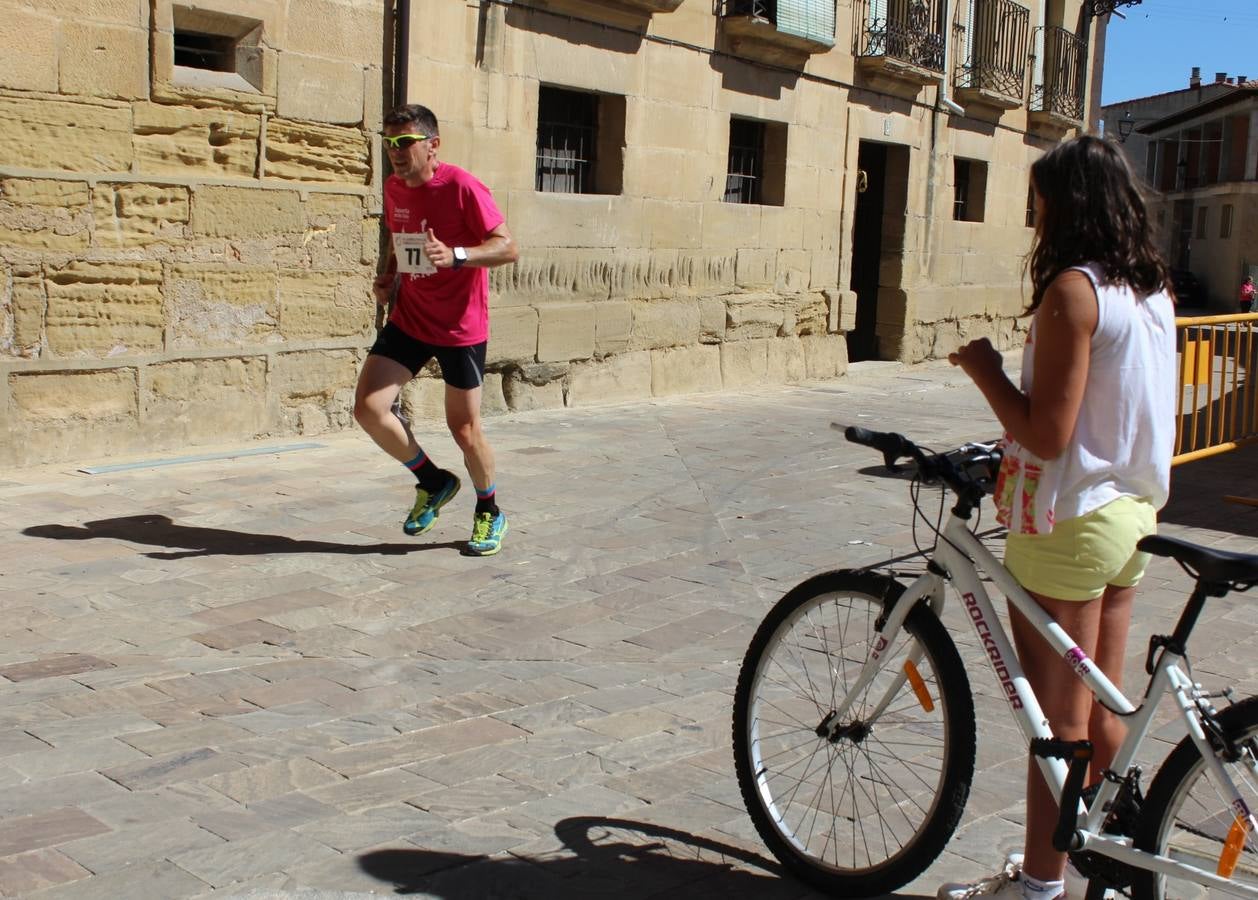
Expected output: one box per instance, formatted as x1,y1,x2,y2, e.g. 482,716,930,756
904,661,934,712
1219,816,1249,877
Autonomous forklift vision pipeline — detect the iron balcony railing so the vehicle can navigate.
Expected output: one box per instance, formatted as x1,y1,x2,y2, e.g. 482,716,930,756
956,0,1030,100
1030,24,1086,121
855,0,947,72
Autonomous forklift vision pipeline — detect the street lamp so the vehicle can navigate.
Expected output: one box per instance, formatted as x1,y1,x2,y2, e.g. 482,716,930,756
1117,112,1135,142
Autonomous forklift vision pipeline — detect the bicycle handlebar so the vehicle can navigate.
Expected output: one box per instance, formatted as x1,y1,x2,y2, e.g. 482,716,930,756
843,425,925,474
836,423,1002,500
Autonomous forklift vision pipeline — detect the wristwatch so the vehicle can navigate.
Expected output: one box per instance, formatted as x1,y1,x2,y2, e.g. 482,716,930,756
452,246,468,269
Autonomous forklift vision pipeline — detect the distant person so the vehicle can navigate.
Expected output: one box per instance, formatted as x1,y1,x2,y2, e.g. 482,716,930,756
1240,275,1255,313
940,136,1176,900
353,103,518,557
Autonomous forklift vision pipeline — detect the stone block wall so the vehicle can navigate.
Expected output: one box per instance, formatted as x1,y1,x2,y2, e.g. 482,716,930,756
0,0,383,467
0,0,1099,467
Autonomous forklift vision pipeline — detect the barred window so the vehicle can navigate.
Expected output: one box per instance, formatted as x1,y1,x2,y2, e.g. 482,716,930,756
1221,203,1233,239
535,86,623,195
725,118,765,204
163,5,265,94
954,159,987,222
724,117,786,206
1195,206,1208,239
536,88,597,194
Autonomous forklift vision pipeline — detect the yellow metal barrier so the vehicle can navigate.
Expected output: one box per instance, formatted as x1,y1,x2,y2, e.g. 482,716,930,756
1173,312,1258,465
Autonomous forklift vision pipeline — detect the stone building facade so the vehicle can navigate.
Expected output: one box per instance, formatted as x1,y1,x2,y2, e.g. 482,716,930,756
1136,84,1258,309
0,0,1104,467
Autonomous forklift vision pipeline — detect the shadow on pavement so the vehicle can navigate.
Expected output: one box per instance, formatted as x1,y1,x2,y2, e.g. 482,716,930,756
21,514,454,558
356,816,923,898
1160,443,1258,538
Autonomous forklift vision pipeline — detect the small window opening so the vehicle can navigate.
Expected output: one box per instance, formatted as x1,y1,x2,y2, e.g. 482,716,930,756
174,31,237,72
953,158,988,223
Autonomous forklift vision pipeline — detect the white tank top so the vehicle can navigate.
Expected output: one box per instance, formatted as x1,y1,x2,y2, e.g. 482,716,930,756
994,263,1176,535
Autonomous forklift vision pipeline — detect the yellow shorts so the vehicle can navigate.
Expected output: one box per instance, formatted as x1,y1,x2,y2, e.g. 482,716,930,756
1004,496,1158,602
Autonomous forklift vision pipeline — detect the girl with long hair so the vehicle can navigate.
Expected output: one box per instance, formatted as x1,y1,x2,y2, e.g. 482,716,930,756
938,135,1177,900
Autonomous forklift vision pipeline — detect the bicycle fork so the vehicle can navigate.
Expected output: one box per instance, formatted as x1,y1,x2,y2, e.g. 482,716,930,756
820,571,947,737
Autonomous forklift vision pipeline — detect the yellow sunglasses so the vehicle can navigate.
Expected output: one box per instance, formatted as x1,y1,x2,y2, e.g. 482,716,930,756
382,133,432,149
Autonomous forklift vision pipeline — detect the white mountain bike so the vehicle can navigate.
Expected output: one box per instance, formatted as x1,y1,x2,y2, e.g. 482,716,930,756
732,424,1258,898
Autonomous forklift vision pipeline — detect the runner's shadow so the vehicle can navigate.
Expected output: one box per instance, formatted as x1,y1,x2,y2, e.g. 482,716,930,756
22,514,457,559
356,816,924,898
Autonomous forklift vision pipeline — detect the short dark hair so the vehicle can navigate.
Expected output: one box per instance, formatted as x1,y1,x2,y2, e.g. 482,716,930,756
1027,135,1170,312
384,104,439,136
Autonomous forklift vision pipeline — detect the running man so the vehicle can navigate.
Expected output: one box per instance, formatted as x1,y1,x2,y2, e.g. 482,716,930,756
354,103,518,556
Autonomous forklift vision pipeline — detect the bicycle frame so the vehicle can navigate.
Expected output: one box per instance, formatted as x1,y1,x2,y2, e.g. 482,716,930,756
832,509,1258,895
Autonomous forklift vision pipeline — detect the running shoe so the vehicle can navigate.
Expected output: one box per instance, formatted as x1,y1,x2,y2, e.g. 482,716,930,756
465,510,508,556
403,470,460,535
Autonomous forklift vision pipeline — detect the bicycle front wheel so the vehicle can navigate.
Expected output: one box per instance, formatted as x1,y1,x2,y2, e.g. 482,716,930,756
732,570,975,896
1133,696,1258,900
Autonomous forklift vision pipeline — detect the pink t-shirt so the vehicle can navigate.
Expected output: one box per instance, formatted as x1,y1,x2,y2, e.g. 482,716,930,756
384,164,505,346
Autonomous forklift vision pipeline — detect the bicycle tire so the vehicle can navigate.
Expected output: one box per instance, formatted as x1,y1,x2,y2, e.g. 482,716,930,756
732,569,976,896
1132,695,1258,900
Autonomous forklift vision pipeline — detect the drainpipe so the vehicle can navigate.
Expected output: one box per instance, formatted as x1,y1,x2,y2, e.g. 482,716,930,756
938,0,965,116
394,0,411,107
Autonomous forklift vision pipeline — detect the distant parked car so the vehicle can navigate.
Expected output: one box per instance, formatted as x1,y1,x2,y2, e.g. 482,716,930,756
1170,269,1202,306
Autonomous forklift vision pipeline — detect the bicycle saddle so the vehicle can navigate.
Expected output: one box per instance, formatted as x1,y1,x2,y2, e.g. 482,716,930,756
1138,534,1258,585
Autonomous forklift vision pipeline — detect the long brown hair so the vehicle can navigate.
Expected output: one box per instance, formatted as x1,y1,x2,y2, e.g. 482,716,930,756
1027,135,1170,313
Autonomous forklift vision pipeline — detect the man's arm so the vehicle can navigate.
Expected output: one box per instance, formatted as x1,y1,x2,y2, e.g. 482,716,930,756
373,239,398,306
424,223,518,269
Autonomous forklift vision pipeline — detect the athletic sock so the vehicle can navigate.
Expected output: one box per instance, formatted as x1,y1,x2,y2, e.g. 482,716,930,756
403,450,443,491
1020,874,1065,900
474,483,499,516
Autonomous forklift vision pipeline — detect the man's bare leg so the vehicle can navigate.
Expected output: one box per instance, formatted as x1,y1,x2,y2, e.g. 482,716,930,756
353,355,416,462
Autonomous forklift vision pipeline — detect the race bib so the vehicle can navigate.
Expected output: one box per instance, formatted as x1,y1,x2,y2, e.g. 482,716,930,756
393,232,435,276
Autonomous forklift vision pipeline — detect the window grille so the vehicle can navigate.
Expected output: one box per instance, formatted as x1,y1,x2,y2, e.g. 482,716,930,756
536,88,598,194
953,159,987,222
725,119,765,204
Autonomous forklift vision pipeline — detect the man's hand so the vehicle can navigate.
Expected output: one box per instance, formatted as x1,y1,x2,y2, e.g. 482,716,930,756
423,228,455,269
372,273,397,306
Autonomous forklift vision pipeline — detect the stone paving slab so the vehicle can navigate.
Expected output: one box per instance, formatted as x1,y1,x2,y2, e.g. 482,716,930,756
0,359,1255,898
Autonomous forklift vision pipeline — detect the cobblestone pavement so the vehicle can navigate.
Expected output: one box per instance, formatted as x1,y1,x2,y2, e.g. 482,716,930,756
1,360,1256,899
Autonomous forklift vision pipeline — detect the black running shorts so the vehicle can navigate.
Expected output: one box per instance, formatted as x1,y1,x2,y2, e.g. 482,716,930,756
368,322,487,390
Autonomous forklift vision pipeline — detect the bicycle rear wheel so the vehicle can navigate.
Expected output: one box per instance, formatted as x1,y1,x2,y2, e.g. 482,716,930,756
1133,695,1258,900
732,570,975,896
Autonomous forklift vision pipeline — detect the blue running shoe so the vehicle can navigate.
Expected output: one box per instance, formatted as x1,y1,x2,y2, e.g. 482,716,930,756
466,510,508,556
404,470,460,536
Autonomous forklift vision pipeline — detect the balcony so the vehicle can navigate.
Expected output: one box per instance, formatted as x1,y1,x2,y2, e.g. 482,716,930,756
604,0,683,12
855,0,947,91
717,0,836,68
1029,25,1087,130
955,0,1030,109
534,0,683,21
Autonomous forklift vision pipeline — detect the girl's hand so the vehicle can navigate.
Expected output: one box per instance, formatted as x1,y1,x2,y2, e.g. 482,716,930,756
948,338,1003,382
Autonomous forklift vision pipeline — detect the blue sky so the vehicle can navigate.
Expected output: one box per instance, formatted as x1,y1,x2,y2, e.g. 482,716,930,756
1101,0,1258,105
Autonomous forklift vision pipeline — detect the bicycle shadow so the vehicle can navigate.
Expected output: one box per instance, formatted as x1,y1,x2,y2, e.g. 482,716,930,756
21,514,456,559
356,816,925,898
